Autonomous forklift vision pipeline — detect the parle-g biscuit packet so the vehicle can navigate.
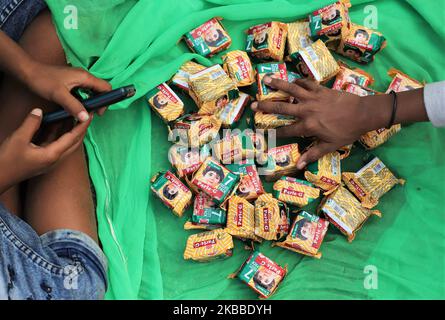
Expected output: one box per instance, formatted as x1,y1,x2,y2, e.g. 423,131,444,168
337,23,386,64
191,158,239,205
184,17,232,57
304,151,341,192
146,83,185,123
262,144,301,182
342,156,405,209
254,193,289,241
170,60,207,92
225,195,261,242
183,228,234,262
318,186,381,242
233,251,286,299
286,20,313,63
275,210,329,258
253,112,297,129
332,61,374,91
246,22,288,61
273,176,320,208
168,113,222,147
308,0,352,50
227,159,265,201
295,39,340,83
214,92,250,128
222,50,255,87
184,192,227,230
150,171,193,217
168,144,210,178
256,62,290,101
189,64,239,113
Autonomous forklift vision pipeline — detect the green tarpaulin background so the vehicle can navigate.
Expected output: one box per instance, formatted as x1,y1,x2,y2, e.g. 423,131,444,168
46,0,445,299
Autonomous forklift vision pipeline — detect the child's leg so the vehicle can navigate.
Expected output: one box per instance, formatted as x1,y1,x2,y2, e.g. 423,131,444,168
0,10,98,242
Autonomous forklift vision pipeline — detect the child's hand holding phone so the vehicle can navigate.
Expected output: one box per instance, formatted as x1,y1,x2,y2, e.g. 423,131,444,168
0,108,92,195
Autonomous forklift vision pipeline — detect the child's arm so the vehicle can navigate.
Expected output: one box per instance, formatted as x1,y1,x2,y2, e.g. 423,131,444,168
0,108,92,195
251,76,442,168
0,31,111,121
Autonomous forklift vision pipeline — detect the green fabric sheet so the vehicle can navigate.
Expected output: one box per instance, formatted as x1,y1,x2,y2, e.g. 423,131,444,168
45,0,445,299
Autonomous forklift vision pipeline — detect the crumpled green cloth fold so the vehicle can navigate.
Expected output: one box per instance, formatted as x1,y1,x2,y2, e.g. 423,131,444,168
45,0,445,299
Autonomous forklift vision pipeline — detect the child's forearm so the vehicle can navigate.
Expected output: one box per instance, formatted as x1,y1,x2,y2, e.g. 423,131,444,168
0,30,36,84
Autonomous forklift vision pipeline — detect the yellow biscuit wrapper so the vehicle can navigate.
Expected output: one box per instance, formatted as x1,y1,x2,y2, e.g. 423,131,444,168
256,62,290,101
273,176,320,208
338,144,353,159
386,68,423,93
215,92,250,127
319,186,381,242
263,144,301,182
275,210,329,258
168,144,210,178
254,194,289,241
304,151,341,192
254,111,296,129
169,114,222,147
146,83,185,123
171,60,207,92
287,20,313,61
246,22,288,61
332,61,374,91
342,157,405,209
296,40,340,83
225,195,261,242
150,171,192,217
183,228,234,262
189,64,239,112
337,23,386,64
222,50,255,87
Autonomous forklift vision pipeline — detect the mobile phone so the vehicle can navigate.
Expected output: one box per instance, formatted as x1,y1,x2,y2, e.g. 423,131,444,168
42,85,136,124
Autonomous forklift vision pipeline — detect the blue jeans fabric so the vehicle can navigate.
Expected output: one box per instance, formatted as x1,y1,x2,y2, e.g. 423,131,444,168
0,203,108,300
0,0,47,41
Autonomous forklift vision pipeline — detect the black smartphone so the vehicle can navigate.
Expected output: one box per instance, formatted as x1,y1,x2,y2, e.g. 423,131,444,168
42,85,136,124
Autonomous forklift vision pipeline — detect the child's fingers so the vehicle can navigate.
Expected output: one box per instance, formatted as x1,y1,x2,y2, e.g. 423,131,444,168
53,89,89,122
252,100,304,117
263,77,310,100
15,108,43,142
41,116,92,163
77,69,112,93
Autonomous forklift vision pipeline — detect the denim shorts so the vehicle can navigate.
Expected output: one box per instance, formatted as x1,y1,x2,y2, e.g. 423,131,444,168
0,203,108,300
0,0,47,41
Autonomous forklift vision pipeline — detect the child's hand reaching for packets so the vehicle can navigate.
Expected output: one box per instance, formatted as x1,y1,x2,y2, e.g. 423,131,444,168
0,108,92,195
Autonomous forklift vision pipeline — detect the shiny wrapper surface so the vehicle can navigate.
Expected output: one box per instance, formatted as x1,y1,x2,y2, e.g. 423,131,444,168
275,210,329,258
254,194,288,241
184,18,232,57
189,64,239,111
342,157,404,209
308,0,351,49
236,251,286,299
287,20,313,62
273,176,320,208
296,40,340,82
254,111,296,129
228,160,265,201
168,144,210,178
215,92,250,127
222,50,255,87
192,158,239,205
150,171,192,217
183,229,234,261
171,60,207,92
337,23,386,64
225,195,260,241
146,83,185,123
343,83,377,96
319,186,381,242
256,62,290,101
304,151,341,191
246,22,288,61
263,144,301,182
386,68,423,93
169,114,222,147
184,193,227,230
332,62,374,91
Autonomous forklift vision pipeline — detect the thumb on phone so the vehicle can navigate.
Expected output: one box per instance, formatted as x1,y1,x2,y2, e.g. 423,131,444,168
16,108,43,142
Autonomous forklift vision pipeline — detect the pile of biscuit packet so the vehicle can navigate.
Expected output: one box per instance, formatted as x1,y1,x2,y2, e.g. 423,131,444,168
148,0,422,299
